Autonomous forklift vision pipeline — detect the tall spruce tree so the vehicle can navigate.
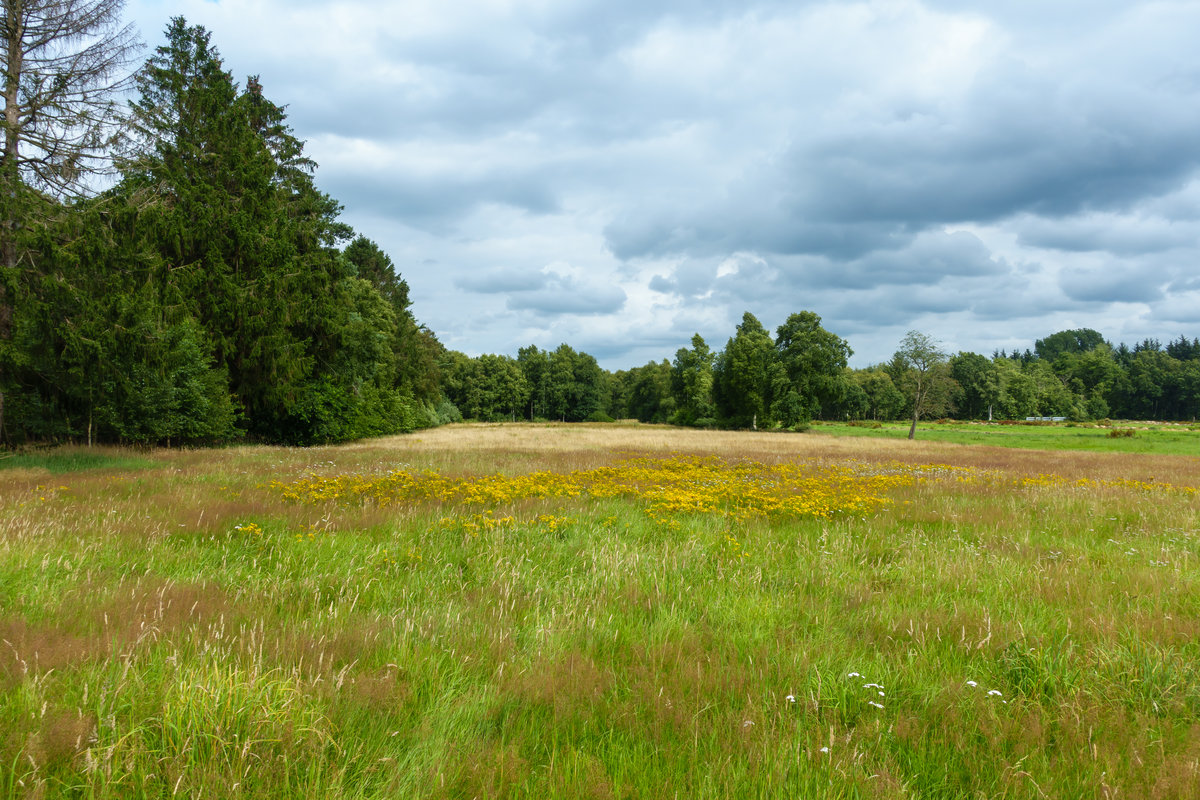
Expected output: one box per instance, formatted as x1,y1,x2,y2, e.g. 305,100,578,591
123,18,393,443
9,194,237,444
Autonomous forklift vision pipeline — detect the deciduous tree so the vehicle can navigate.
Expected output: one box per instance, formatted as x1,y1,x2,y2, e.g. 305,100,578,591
773,311,852,423
712,312,776,429
890,330,954,439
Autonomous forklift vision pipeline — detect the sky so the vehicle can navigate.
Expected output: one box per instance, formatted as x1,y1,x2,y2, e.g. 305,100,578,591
126,0,1200,369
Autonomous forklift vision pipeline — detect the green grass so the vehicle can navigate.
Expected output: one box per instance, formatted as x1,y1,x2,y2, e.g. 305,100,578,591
2,432,1200,798
0,445,161,474
813,419,1200,455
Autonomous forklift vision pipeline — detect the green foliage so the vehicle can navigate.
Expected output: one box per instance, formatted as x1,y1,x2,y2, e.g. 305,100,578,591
842,368,906,421
712,312,776,428
444,353,529,422
127,20,366,440
670,334,715,426
890,330,956,438
950,352,1000,420
773,311,852,422
1,18,445,448
623,360,673,423
1034,328,1106,361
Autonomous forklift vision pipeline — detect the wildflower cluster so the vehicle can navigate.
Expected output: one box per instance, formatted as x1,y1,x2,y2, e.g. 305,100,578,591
1015,473,1197,495
15,483,70,507
848,671,886,710
269,454,918,524
234,522,264,536
723,533,748,561
436,510,519,538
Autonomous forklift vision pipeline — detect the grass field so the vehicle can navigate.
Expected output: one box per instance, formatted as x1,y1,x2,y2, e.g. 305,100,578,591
813,419,1200,456
3,423,1199,798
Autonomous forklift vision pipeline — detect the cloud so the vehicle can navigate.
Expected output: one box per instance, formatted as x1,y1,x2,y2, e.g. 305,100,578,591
1014,212,1200,255
125,0,1200,369
455,268,549,293
1058,263,1164,304
487,267,628,316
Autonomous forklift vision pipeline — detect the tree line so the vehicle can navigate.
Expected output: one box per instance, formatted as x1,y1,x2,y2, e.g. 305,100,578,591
2,11,445,446
444,321,1200,431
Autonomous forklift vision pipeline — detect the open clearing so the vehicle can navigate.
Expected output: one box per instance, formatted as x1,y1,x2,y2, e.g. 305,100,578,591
3,423,1199,798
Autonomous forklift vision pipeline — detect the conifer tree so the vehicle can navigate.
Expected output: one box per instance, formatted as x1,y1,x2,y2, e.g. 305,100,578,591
124,18,377,442
1,0,138,439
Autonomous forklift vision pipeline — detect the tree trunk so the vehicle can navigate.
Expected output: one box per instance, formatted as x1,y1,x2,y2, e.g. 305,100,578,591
1,3,26,447
908,413,918,440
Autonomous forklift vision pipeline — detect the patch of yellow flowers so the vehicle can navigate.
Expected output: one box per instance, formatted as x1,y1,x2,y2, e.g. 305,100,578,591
269,454,921,524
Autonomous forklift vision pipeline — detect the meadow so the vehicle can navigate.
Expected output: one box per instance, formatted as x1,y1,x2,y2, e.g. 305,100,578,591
2,423,1199,798
813,419,1200,456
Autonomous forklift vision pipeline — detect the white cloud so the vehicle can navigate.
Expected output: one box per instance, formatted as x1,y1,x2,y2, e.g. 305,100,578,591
126,0,1200,367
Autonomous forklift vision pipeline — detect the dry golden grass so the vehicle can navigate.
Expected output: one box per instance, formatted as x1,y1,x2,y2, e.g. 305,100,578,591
336,422,1200,486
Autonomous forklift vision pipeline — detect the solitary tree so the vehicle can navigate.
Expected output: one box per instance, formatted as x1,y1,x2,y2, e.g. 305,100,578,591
891,330,953,439
0,0,139,438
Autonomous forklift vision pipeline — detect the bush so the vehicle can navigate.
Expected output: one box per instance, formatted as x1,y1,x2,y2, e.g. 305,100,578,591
1107,428,1136,438
586,410,615,423
433,398,463,425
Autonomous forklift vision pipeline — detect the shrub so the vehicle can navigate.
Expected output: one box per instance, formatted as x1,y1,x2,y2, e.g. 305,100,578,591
434,398,463,425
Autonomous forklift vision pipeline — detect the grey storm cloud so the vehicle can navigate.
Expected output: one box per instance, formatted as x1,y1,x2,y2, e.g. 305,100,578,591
454,265,626,315
1058,264,1165,305
129,0,1200,368
456,268,549,294
502,272,627,316
1014,213,1200,256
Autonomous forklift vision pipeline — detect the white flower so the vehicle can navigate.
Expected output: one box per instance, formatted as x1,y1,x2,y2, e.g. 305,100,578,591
868,701,884,709
848,672,861,678
987,689,1002,697
786,695,796,703
966,680,978,687
819,746,830,753
863,683,883,689
743,720,754,727
878,691,885,697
